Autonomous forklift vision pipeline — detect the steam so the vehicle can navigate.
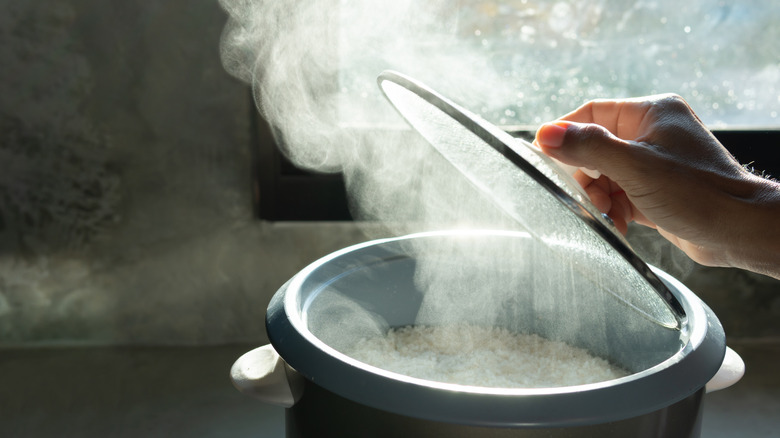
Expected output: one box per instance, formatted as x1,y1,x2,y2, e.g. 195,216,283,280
218,0,519,234
218,1,684,355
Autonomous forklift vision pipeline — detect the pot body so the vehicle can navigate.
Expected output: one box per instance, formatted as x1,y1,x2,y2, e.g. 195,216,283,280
286,379,704,438
255,230,733,434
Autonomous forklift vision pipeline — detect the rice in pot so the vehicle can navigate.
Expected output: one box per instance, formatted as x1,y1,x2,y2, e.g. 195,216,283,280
345,324,629,388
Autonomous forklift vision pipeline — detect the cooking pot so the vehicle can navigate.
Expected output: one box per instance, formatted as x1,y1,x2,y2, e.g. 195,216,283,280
232,230,744,438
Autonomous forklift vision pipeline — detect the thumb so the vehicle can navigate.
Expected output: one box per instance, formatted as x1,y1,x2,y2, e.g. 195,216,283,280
535,121,637,183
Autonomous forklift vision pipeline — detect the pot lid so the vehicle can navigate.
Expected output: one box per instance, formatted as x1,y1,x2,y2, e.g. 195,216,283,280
377,71,684,329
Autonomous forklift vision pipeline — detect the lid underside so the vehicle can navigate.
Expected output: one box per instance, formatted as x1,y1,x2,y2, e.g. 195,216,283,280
377,71,684,329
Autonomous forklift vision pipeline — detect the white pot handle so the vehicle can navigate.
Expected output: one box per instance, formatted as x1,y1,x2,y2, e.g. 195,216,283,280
705,346,745,393
230,344,302,407
232,344,742,404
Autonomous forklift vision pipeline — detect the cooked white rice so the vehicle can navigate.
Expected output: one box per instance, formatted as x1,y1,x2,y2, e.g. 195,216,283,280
345,324,629,388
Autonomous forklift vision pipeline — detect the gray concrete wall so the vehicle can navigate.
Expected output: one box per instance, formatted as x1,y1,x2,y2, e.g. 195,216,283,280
0,1,370,346
0,1,776,346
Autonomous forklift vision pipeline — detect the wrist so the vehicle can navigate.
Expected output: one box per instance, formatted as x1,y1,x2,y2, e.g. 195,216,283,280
725,176,780,279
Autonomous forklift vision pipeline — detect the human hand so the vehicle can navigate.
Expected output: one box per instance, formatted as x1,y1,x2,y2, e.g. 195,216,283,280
534,94,780,278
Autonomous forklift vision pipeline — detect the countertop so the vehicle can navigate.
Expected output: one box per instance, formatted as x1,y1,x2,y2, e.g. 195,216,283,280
1,342,777,437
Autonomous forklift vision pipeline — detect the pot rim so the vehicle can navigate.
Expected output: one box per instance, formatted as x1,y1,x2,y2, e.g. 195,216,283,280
267,229,725,427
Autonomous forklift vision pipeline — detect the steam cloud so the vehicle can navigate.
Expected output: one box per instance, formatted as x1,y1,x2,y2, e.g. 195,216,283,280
218,1,687,356
217,0,567,351
218,0,520,234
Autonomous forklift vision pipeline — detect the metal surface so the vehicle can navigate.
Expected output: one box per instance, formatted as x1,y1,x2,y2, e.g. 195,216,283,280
376,71,685,326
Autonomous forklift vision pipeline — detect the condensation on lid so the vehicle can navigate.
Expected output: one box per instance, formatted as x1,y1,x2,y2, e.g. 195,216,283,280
377,70,684,329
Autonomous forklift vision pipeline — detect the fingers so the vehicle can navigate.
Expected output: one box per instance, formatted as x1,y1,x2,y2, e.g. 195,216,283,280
533,94,706,238
581,175,611,212
535,121,637,184
535,122,645,235
607,187,632,235
559,98,648,139
579,175,632,235
558,94,691,139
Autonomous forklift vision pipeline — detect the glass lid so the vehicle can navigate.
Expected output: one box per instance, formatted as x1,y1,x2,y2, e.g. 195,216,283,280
377,70,684,329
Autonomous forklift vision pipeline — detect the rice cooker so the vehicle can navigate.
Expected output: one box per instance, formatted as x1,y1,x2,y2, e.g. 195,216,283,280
231,72,744,437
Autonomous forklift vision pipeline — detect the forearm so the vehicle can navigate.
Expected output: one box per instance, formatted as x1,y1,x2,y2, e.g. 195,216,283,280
725,176,780,280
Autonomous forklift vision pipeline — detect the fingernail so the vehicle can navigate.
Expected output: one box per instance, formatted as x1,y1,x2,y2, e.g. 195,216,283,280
537,122,570,148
